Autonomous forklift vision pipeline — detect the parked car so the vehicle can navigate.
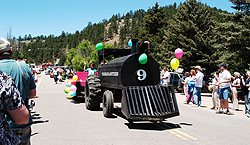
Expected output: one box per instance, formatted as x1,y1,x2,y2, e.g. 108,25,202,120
177,75,185,93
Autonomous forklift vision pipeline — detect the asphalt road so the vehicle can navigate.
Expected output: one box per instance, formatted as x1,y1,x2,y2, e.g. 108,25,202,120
31,73,250,145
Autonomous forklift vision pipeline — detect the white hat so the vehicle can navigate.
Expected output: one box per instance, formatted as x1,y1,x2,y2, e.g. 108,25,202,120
234,72,240,77
194,66,202,71
247,71,250,76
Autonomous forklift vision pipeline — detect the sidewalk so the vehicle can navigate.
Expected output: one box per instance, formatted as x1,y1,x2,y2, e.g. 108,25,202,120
176,92,246,116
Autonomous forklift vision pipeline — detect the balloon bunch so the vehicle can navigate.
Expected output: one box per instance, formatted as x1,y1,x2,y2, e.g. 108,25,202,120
64,75,78,98
170,48,183,70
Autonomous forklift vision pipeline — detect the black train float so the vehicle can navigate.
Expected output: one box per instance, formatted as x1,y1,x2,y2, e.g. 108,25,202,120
84,39,179,122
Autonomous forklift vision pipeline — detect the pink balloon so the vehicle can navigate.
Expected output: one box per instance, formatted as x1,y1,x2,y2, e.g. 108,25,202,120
70,85,77,92
175,48,183,59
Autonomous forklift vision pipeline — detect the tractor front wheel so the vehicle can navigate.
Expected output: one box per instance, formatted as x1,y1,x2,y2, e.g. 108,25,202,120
102,90,114,118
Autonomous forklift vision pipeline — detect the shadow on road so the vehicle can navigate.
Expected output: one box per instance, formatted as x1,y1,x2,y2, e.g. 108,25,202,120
179,122,193,126
31,132,39,137
112,108,181,131
70,97,85,104
32,113,42,119
201,94,212,97
31,112,49,125
33,120,49,124
125,122,181,131
113,108,126,120
191,105,207,108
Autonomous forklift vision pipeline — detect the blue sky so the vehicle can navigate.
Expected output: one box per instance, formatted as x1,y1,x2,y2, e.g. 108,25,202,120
0,0,234,38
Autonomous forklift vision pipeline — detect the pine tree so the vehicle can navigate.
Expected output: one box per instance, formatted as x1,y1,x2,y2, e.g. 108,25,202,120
230,0,250,15
158,0,217,74
139,2,177,56
214,13,250,73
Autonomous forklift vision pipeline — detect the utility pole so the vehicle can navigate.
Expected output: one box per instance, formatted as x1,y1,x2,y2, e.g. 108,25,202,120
7,26,13,44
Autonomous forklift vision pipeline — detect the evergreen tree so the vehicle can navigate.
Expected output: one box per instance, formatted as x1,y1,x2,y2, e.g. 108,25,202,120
27,34,32,40
214,13,250,72
139,2,177,55
158,0,217,74
230,0,250,15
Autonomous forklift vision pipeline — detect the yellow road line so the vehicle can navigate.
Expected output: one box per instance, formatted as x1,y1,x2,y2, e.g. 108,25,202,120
155,123,198,141
173,129,198,141
168,130,188,140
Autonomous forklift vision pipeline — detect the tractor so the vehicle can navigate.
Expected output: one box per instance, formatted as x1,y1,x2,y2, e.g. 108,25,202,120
84,39,179,122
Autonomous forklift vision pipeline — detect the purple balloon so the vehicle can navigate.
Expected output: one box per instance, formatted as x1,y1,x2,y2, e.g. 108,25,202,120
175,48,183,59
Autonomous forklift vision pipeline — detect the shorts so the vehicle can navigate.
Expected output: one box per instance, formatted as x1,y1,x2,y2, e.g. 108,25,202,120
219,87,230,100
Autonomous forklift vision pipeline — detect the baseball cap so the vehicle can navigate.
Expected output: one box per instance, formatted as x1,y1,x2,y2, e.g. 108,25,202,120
0,38,11,54
220,63,227,68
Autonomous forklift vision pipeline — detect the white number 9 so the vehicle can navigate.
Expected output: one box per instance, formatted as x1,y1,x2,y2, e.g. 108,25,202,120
137,69,147,81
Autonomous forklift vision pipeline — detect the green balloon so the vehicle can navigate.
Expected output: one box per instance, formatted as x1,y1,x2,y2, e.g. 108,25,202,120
96,43,103,51
65,88,70,94
138,53,148,64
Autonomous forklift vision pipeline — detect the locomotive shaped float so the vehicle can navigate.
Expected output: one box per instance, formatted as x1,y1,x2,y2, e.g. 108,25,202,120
84,39,179,122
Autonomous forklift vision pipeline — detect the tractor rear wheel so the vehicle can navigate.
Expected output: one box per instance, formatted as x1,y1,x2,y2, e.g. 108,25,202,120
85,75,101,110
103,90,114,118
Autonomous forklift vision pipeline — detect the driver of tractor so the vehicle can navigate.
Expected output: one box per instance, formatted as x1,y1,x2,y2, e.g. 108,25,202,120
87,63,97,76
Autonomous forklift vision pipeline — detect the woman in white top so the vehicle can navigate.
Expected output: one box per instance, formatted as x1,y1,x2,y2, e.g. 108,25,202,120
209,71,220,110
183,72,190,98
231,72,241,110
161,67,170,87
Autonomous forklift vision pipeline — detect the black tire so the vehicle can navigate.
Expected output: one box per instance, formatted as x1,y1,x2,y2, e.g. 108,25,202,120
85,75,102,110
102,90,114,118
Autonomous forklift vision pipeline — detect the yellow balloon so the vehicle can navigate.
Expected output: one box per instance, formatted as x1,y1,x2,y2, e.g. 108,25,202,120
68,94,73,98
170,58,180,70
73,75,78,81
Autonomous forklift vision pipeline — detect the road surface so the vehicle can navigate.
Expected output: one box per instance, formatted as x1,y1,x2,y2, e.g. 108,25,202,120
31,73,250,145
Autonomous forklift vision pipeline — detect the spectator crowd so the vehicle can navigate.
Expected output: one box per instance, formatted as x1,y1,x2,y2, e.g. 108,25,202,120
208,66,250,117
162,63,250,117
